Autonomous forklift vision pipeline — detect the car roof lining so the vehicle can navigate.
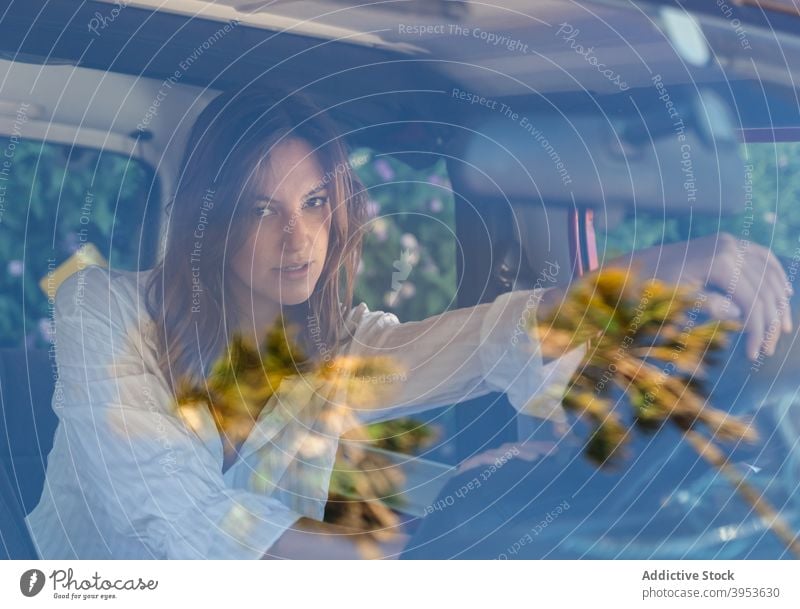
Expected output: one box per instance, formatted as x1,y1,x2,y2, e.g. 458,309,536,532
4,1,800,132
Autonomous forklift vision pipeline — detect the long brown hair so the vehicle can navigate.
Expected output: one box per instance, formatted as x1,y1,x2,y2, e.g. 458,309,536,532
145,87,368,391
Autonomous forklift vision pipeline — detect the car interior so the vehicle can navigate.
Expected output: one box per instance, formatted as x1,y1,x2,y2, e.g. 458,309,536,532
2,0,800,559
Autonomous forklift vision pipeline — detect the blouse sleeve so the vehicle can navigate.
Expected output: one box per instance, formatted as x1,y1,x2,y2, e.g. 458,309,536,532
343,287,586,429
50,266,302,559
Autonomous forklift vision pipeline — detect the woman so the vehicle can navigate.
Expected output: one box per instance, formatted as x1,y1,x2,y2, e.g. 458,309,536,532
26,87,792,560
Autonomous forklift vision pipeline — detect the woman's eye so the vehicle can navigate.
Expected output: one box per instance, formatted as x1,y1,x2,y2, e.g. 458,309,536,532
304,196,329,209
254,204,276,217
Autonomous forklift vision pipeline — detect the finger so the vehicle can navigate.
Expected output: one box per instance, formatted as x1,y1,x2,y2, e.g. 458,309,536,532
762,247,792,298
742,299,766,361
702,285,784,354
780,291,793,334
742,254,790,349
722,265,759,333
783,297,794,334
751,283,785,357
766,279,794,335
701,291,742,321
721,256,754,332
733,253,784,357
707,233,741,291
765,288,790,353
762,255,794,334
751,246,793,329
754,280,787,353
756,296,781,357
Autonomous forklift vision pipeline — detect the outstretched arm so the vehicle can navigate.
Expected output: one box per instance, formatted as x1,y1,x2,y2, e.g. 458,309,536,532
340,234,793,432
341,284,576,430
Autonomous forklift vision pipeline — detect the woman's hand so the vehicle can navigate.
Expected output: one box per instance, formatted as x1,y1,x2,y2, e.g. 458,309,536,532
608,233,793,360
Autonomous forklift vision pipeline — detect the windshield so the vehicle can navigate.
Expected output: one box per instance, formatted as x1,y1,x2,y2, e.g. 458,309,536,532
3,0,800,570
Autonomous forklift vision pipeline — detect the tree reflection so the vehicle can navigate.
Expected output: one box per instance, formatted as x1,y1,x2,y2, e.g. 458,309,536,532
531,267,800,557
172,315,413,558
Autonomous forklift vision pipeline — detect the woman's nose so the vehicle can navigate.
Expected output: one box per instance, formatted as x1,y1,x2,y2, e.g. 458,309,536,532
282,211,309,251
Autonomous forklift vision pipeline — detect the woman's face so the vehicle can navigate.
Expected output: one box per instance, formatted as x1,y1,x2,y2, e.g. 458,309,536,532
230,138,332,319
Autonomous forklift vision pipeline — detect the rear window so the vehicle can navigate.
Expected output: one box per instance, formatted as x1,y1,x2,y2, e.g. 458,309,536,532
352,149,460,465
352,149,456,321
0,138,160,349
601,141,796,261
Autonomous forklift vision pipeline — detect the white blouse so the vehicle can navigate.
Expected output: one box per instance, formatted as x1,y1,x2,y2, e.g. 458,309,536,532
25,265,584,559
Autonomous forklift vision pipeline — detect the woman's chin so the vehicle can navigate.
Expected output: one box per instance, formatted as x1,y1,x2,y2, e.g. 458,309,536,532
272,284,317,306
279,294,313,307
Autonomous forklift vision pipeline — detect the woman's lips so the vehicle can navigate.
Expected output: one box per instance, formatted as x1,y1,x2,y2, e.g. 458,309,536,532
274,261,311,279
